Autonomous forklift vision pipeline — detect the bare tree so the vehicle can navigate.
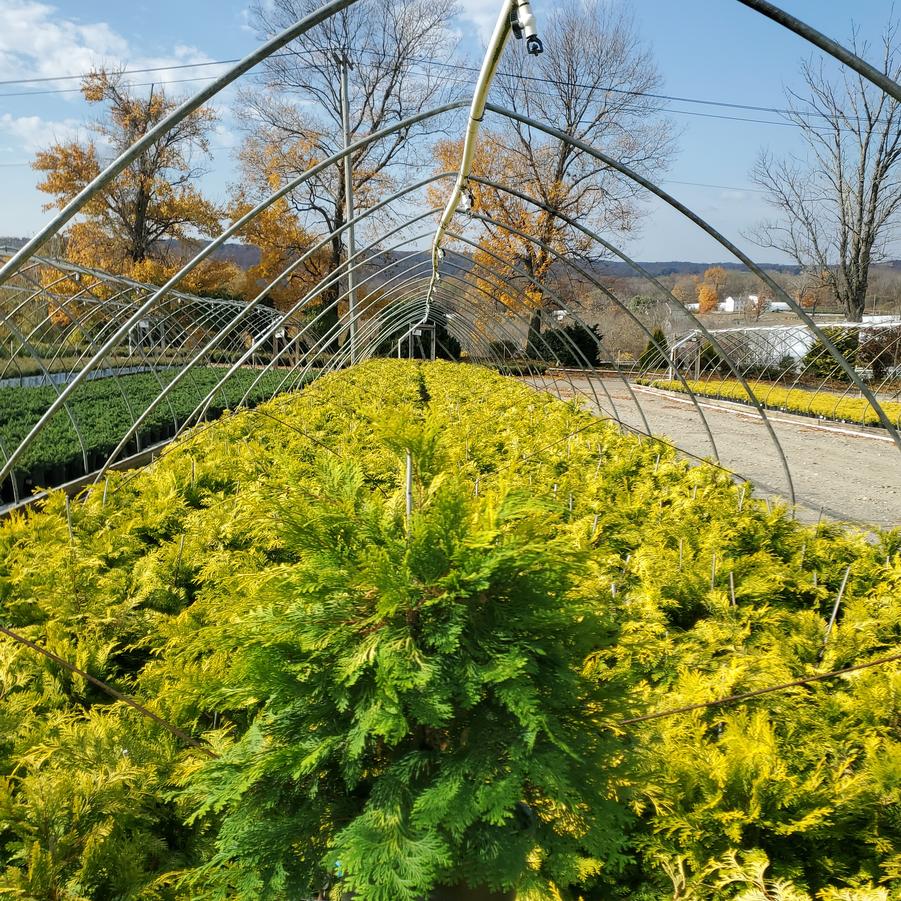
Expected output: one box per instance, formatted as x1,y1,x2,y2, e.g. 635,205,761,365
239,0,460,344
436,0,674,355
750,22,901,322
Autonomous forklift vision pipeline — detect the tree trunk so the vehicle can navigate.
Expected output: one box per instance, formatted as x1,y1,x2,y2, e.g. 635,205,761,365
841,282,867,322
317,229,344,353
525,306,543,358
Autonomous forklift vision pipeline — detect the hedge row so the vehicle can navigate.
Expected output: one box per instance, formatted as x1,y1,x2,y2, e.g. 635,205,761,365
0,367,313,500
643,377,901,429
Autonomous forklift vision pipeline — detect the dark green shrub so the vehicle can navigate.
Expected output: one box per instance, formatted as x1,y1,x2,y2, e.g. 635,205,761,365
638,327,669,371
487,339,521,360
538,323,603,367
801,328,859,382
374,320,461,361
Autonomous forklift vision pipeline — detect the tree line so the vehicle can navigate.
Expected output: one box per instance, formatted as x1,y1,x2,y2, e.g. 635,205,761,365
28,0,901,359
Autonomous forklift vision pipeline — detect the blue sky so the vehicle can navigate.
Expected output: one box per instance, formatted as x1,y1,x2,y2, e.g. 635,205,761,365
0,0,896,261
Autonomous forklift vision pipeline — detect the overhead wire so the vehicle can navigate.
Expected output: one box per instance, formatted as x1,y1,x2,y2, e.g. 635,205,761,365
618,652,901,726
0,42,888,124
0,64,863,135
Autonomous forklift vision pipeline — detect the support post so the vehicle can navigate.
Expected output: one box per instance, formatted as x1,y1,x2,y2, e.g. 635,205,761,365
405,450,413,530
336,51,358,363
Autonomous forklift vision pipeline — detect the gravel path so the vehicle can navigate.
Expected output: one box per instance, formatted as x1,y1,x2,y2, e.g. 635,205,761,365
525,373,901,528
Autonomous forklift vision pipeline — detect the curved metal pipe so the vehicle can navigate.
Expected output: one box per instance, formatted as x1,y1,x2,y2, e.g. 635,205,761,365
486,101,901,457
0,103,468,483
241,237,614,426
737,0,901,103
455,204,719,460
0,0,360,284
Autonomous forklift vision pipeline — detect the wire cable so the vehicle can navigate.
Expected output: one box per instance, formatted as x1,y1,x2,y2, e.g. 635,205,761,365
0,43,889,124
618,652,901,726
0,622,216,756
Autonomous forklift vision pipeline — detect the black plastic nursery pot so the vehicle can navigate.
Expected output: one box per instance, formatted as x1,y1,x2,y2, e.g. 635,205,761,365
87,450,104,472
24,465,47,492
1,471,25,504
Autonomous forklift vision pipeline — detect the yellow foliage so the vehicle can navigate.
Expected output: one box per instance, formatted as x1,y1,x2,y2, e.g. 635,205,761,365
702,266,728,295
697,283,719,313
431,133,588,318
647,378,901,428
32,68,227,295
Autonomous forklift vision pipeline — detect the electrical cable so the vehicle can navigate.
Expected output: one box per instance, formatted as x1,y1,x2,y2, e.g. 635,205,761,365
1,42,890,125
618,651,901,726
0,65,868,136
0,622,216,756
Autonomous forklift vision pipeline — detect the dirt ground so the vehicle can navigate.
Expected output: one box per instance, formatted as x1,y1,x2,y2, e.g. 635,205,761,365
525,373,901,529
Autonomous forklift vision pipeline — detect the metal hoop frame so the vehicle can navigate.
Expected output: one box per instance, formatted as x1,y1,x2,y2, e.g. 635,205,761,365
0,0,898,515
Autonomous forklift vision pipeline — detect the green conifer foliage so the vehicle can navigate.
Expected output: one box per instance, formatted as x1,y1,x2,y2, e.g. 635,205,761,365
167,441,628,899
0,359,897,899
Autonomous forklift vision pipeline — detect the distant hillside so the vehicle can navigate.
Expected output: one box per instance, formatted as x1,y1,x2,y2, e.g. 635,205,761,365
0,237,262,268
3,236,900,278
371,251,803,279
590,260,804,277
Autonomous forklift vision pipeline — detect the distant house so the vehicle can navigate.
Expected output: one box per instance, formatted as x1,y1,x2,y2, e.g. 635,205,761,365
715,294,792,314
719,294,760,313
718,295,744,313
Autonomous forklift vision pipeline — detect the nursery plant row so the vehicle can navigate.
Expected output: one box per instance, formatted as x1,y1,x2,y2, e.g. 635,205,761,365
0,367,311,501
642,376,901,429
0,360,897,899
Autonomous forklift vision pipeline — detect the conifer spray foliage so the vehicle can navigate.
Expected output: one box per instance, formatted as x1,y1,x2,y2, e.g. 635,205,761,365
0,359,899,899
177,423,628,901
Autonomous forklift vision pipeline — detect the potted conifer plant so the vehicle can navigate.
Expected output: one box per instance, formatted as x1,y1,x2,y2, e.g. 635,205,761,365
175,437,627,900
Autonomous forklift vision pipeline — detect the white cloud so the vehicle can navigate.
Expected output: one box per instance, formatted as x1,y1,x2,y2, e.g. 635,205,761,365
0,112,81,152
239,7,256,35
456,0,502,43
0,0,128,84
0,0,218,94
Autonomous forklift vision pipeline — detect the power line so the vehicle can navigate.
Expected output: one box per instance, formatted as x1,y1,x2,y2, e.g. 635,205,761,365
0,621,216,756
0,140,237,168
0,73,226,100
0,156,768,195
0,69,845,137
0,43,884,128
0,50,865,137
0,58,239,87
618,651,901,725
663,178,767,194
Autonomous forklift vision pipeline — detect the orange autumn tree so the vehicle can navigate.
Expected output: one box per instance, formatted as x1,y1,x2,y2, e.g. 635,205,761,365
697,282,719,313
704,266,728,294
230,119,398,349
237,0,460,351
432,1,673,356
696,266,728,313
33,69,239,300
431,133,579,355
672,275,700,306
229,134,333,322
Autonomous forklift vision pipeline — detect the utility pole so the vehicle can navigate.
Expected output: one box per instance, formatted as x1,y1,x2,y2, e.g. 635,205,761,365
335,51,358,364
